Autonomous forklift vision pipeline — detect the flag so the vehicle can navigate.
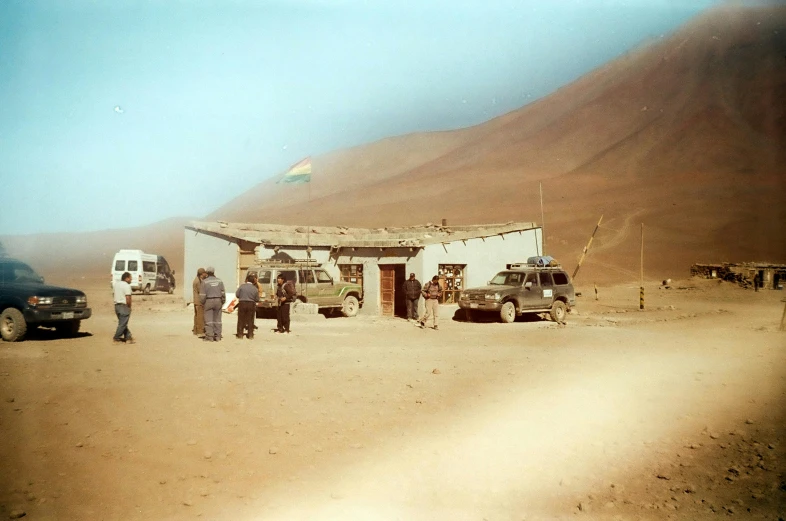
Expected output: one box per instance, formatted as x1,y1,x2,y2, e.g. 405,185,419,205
277,157,312,184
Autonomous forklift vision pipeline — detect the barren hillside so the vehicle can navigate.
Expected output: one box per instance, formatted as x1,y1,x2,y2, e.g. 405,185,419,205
3,5,784,286
210,5,786,284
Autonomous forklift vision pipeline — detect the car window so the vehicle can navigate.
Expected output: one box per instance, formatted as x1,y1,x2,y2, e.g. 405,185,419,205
316,270,332,283
525,273,538,285
553,272,569,285
114,260,125,271
490,272,525,285
128,260,138,272
279,270,297,283
142,261,156,273
299,270,316,284
540,272,554,287
11,263,42,283
258,270,271,284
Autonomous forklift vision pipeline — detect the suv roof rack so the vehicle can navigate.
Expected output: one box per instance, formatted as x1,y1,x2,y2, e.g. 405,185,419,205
506,262,562,270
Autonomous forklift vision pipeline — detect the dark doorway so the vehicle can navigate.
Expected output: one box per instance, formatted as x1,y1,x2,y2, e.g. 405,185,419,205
379,264,407,317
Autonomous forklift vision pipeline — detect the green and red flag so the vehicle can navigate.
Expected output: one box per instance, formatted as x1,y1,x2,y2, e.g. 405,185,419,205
277,157,312,184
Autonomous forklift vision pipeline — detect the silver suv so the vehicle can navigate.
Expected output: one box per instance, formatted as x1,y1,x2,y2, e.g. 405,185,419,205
459,263,576,323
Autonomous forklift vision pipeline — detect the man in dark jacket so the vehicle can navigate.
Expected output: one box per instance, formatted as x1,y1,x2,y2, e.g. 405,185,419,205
275,273,296,334
402,273,422,321
192,267,207,337
199,267,226,341
235,273,260,339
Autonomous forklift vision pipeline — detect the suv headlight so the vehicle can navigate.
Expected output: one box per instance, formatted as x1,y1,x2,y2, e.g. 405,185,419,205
459,293,468,300
484,293,501,301
28,296,53,307
76,296,87,304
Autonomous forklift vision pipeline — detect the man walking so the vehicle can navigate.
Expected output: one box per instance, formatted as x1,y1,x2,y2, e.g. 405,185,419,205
113,271,135,344
402,272,422,322
200,266,226,342
275,273,296,334
235,273,260,339
419,275,442,330
192,267,207,337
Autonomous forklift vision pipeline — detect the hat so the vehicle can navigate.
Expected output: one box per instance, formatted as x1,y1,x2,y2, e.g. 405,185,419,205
197,267,206,275
206,266,215,274
409,273,416,278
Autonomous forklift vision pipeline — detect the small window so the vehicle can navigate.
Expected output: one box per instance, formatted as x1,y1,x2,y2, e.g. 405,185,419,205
258,270,271,284
128,260,138,272
298,270,316,284
142,261,156,273
540,272,554,287
114,260,125,271
553,272,569,285
525,273,538,285
316,270,332,283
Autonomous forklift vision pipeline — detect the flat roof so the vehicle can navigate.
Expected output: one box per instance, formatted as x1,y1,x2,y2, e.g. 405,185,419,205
187,221,539,248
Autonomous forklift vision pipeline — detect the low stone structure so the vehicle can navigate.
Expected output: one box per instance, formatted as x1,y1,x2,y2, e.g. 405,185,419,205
691,262,786,290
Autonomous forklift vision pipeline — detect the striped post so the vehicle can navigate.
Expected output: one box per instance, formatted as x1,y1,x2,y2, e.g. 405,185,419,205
640,286,644,310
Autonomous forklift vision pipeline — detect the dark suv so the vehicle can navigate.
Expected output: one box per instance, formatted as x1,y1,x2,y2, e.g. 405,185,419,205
0,258,92,341
459,264,576,323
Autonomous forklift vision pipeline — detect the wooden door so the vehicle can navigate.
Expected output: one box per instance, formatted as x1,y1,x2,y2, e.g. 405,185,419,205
380,265,395,316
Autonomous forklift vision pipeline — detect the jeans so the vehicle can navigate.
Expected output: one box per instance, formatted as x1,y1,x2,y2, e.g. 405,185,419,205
113,304,132,341
277,302,291,332
204,298,223,340
406,298,420,320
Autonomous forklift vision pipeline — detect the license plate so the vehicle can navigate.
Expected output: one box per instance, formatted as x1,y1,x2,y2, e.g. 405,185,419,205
62,312,74,319
470,303,479,309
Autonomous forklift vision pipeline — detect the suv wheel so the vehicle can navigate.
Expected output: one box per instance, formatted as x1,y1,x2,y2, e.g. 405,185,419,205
341,295,359,317
550,301,567,323
0,308,28,342
55,320,81,337
499,301,516,323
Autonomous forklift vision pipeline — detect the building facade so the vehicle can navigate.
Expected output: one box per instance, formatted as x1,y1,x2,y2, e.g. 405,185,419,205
184,221,544,316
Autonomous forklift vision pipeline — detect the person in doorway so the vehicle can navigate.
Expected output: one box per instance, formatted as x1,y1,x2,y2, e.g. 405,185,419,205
753,272,761,292
235,273,260,339
402,272,422,322
113,271,135,344
192,267,207,337
275,273,296,334
200,267,226,341
419,275,443,330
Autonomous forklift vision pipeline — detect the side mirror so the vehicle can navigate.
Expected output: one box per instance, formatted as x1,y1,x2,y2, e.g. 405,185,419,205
525,281,533,289
172,270,176,275
39,276,45,284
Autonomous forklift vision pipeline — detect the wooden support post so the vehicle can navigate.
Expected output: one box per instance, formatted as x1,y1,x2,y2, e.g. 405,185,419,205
594,283,598,301
780,298,786,332
640,223,644,310
572,215,603,280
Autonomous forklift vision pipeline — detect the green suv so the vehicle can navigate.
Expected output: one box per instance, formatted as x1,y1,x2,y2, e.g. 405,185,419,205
244,262,363,317
459,264,576,323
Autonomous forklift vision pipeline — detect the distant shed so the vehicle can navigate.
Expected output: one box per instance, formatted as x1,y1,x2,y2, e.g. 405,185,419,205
184,221,543,316
691,262,786,289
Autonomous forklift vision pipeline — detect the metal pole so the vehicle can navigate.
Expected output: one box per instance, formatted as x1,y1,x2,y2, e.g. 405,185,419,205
640,223,644,310
539,182,545,256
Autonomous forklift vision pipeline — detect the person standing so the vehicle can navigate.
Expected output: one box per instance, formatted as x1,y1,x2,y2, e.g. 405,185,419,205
419,275,442,330
402,272,422,322
275,273,296,334
200,266,226,342
192,267,207,337
113,271,135,344
235,273,260,339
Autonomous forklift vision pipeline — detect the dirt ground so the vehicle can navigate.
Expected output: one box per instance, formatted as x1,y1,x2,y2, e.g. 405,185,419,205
1,278,784,521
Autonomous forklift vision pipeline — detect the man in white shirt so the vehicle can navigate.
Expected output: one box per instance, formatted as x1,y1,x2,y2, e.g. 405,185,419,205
113,271,135,344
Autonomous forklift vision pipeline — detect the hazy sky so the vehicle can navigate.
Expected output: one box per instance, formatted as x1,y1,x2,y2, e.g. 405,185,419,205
0,0,723,235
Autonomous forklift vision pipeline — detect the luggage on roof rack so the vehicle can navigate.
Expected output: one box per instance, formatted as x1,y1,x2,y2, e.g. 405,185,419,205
505,256,561,270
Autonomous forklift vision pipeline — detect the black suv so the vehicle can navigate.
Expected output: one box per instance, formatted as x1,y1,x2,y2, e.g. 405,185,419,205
459,263,576,323
0,258,92,341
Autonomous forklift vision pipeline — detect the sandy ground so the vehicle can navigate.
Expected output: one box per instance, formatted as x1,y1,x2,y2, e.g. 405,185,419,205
1,279,784,521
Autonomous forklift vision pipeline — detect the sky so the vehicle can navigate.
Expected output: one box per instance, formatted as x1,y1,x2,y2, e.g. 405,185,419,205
0,0,725,236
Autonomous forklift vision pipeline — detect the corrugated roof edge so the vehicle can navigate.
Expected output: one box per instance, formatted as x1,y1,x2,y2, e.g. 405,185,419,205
185,221,539,248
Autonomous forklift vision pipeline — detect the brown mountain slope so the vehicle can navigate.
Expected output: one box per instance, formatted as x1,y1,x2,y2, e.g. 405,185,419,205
210,5,786,285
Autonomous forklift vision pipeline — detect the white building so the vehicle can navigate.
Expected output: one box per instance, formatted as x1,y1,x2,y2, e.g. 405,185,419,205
184,221,543,316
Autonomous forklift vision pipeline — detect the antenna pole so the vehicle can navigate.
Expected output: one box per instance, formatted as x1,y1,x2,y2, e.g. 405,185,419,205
539,181,545,255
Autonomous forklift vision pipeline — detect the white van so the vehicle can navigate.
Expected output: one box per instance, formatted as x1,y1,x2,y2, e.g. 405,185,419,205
111,250,176,294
